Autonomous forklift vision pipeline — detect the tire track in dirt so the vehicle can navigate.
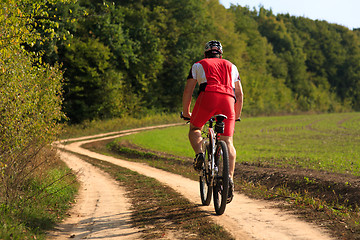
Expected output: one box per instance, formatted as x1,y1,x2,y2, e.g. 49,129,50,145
52,124,335,240
47,150,142,240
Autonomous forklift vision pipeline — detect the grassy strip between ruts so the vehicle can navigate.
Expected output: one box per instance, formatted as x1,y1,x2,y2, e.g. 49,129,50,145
74,151,234,240
82,138,360,240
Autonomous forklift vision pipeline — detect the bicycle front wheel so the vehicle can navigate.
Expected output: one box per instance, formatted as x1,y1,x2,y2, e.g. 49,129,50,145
200,142,212,206
213,140,229,215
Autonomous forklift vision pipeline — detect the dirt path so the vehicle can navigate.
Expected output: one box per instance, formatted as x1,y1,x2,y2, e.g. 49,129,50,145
47,151,142,240
51,124,335,240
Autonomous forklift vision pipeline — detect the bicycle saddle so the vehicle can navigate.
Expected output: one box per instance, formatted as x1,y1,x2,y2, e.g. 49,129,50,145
214,114,227,122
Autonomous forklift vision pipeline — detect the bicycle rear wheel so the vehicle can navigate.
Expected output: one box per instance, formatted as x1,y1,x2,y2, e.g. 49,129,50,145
200,142,212,206
213,141,229,215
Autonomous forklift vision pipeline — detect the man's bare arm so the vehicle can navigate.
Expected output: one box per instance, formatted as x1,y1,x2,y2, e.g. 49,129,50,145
234,80,243,119
182,78,197,118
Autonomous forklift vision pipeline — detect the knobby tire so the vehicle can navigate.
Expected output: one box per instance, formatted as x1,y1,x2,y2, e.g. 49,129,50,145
200,142,212,206
213,140,229,215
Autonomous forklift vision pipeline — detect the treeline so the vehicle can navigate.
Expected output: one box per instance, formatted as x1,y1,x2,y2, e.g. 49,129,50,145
32,0,359,122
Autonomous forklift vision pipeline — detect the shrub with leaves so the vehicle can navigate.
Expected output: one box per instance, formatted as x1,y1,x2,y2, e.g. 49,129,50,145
0,0,68,204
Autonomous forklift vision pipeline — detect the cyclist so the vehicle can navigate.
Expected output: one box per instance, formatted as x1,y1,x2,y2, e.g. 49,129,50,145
182,40,243,203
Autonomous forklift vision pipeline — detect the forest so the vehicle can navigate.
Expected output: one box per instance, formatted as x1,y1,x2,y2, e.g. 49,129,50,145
10,0,356,123
34,0,360,123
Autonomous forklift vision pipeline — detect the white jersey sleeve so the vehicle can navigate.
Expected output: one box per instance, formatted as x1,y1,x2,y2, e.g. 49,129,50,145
190,63,207,85
231,64,240,86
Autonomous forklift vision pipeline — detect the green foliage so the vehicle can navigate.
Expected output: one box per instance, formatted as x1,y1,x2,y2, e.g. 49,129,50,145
62,37,140,122
0,0,66,201
229,5,297,114
0,2,77,239
282,15,360,111
33,0,360,123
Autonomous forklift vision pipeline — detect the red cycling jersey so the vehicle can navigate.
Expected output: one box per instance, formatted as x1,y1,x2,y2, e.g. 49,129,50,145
187,58,240,98
187,58,240,136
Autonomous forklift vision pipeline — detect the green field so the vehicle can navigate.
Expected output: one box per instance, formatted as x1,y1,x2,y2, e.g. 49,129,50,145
116,112,360,175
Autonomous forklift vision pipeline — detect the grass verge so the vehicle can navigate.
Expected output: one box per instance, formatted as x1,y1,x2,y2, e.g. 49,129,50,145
61,113,180,139
0,160,78,240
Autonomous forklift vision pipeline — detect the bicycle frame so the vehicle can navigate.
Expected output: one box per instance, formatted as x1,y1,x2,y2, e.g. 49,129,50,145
202,116,225,185
206,118,217,183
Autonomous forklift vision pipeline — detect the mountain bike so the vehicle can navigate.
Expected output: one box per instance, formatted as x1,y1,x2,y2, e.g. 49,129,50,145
181,113,230,215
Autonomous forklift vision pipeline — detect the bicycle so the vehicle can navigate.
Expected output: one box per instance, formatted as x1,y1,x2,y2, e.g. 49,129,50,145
181,113,230,215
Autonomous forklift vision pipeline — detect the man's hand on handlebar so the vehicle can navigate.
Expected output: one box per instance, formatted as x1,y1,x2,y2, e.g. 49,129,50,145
182,112,241,122
180,112,191,121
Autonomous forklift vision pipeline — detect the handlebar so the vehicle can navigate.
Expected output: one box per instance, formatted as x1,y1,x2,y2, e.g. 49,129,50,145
180,112,190,121
181,112,241,122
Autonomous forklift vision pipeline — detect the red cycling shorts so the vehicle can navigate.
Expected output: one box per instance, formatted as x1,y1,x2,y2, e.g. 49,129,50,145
190,91,235,136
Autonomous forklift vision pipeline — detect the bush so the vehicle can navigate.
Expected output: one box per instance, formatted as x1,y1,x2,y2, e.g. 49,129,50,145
0,0,67,202
0,1,77,238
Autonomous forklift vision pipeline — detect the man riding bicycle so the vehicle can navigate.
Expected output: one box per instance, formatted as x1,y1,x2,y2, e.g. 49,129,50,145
182,40,243,203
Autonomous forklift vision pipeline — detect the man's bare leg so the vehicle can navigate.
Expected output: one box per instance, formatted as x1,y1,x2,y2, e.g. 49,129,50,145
188,124,203,154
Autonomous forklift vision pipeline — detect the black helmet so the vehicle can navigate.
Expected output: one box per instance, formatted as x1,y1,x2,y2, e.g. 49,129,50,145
204,40,223,54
